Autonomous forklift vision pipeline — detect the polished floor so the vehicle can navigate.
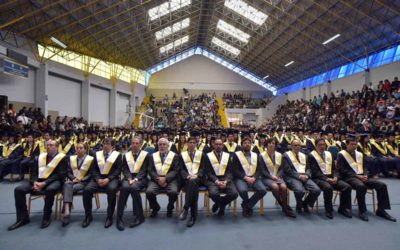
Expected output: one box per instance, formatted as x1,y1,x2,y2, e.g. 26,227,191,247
1,177,399,250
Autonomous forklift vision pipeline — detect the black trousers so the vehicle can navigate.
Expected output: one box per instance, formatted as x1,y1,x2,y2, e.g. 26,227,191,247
146,180,179,211
207,180,238,208
117,180,147,219
83,179,119,217
345,177,391,213
14,180,62,220
284,177,321,208
234,179,266,209
313,178,352,212
182,178,203,218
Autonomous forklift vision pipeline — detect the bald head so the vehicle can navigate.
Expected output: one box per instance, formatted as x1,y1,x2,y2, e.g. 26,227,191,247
158,138,169,153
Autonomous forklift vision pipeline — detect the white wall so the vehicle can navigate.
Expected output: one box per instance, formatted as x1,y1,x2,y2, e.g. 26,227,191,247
149,55,270,98
90,85,110,126
47,73,81,117
0,67,35,103
116,92,130,126
370,60,400,84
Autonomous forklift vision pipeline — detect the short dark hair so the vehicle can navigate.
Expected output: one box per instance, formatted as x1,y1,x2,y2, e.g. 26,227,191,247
315,138,326,145
265,138,275,146
102,137,115,146
241,136,251,145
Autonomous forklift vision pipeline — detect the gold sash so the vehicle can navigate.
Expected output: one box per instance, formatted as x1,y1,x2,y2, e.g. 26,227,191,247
357,143,371,156
370,141,387,155
310,150,332,175
125,151,148,174
235,151,258,176
2,143,20,158
260,151,282,176
339,150,363,174
387,144,399,157
274,134,283,144
96,151,120,175
89,139,100,149
38,153,65,179
325,139,335,148
153,151,175,176
182,150,202,175
286,151,306,174
59,142,73,154
70,155,93,180
23,142,37,157
224,142,237,152
207,152,229,176
308,138,315,147
175,143,188,153
196,143,205,151
284,135,293,144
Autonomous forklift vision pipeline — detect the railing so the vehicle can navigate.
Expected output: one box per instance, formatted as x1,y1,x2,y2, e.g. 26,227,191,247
133,112,155,130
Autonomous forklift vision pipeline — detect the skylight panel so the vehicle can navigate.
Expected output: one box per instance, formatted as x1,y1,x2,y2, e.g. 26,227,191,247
211,37,240,56
160,35,189,54
155,18,190,40
224,0,268,26
148,0,191,21
216,20,250,43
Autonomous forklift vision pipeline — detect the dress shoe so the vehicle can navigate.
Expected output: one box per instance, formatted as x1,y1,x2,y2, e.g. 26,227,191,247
242,208,250,217
283,207,296,218
376,210,397,222
212,203,219,214
40,219,51,229
325,211,333,219
248,208,253,217
359,212,369,221
150,205,160,218
62,215,70,227
338,207,352,218
186,217,196,227
116,217,125,231
179,209,188,221
8,218,30,231
302,201,310,214
167,209,173,218
82,215,93,228
105,216,113,228
217,206,225,217
296,206,302,214
129,216,145,228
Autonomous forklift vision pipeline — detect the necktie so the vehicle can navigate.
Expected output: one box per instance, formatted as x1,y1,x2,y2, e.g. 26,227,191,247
229,142,233,147
105,153,109,160
161,153,166,164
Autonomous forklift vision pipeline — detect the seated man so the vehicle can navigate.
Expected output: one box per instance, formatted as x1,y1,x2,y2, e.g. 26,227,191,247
232,137,266,217
205,138,238,216
8,139,67,230
117,136,149,231
308,138,352,219
337,136,396,222
82,138,122,228
146,138,180,218
282,140,321,214
0,132,23,181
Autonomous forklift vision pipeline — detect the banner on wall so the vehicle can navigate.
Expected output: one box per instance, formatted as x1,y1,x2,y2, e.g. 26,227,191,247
0,58,29,78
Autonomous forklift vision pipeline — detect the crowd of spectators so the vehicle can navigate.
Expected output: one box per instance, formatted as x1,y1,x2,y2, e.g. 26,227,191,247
222,93,271,108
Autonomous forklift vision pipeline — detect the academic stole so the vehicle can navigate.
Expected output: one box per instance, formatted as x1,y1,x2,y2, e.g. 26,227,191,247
38,153,65,179
153,151,175,176
175,143,188,153
59,142,73,154
96,151,119,175
125,151,148,174
24,142,37,157
261,151,282,176
182,150,202,175
325,139,335,148
207,152,229,176
196,143,205,151
357,143,371,156
3,143,20,158
286,151,307,174
274,134,283,144
70,155,93,180
235,151,258,176
310,150,332,175
370,141,387,155
386,144,399,156
224,142,237,152
340,150,364,175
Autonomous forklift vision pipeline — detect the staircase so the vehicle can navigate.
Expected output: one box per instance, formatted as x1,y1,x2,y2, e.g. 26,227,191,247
216,97,229,128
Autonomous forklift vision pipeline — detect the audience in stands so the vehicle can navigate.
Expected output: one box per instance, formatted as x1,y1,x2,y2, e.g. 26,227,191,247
223,93,271,108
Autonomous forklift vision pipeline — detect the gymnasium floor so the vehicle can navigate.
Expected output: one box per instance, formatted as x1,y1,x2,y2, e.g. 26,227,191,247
1,178,399,250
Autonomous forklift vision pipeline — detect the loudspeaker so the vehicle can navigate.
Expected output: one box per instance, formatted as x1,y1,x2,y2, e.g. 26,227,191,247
0,95,8,112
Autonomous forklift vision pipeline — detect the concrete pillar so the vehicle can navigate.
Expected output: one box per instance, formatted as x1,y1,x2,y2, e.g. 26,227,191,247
109,87,117,127
35,63,48,116
364,69,371,86
81,77,90,122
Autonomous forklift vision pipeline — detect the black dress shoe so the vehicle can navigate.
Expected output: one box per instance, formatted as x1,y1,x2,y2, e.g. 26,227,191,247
62,215,70,227
166,209,173,218
296,206,302,214
338,208,352,218
186,217,196,227
217,206,225,217
105,216,113,228
116,217,125,231
302,201,310,214
212,203,219,214
40,219,51,229
359,212,369,221
129,216,145,228
8,218,30,231
82,215,93,228
150,206,160,218
325,211,333,219
376,210,397,222
248,208,253,217
283,207,296,218
179,209,188,221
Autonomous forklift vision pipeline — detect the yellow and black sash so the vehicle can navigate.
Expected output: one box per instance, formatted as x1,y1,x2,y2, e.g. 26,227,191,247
153,151,175,176
38,153,65,179
2,143,21,158
339,150,363,175
284,135,293,144
207,151,229,176
310,150,332,175
224,142,237,153
196,143,205,151
387,144,399,157
125,150,148,174
59,142,73,154
370,141,387,155
260,151,282,176
96,151,120,175
70,155,93,180
175,143,188,154
325,139,335,148
286,151,306,174
89,139,100,149
274,134,283,144
357,143,371,156
181,150,202,175
235,151,258,176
